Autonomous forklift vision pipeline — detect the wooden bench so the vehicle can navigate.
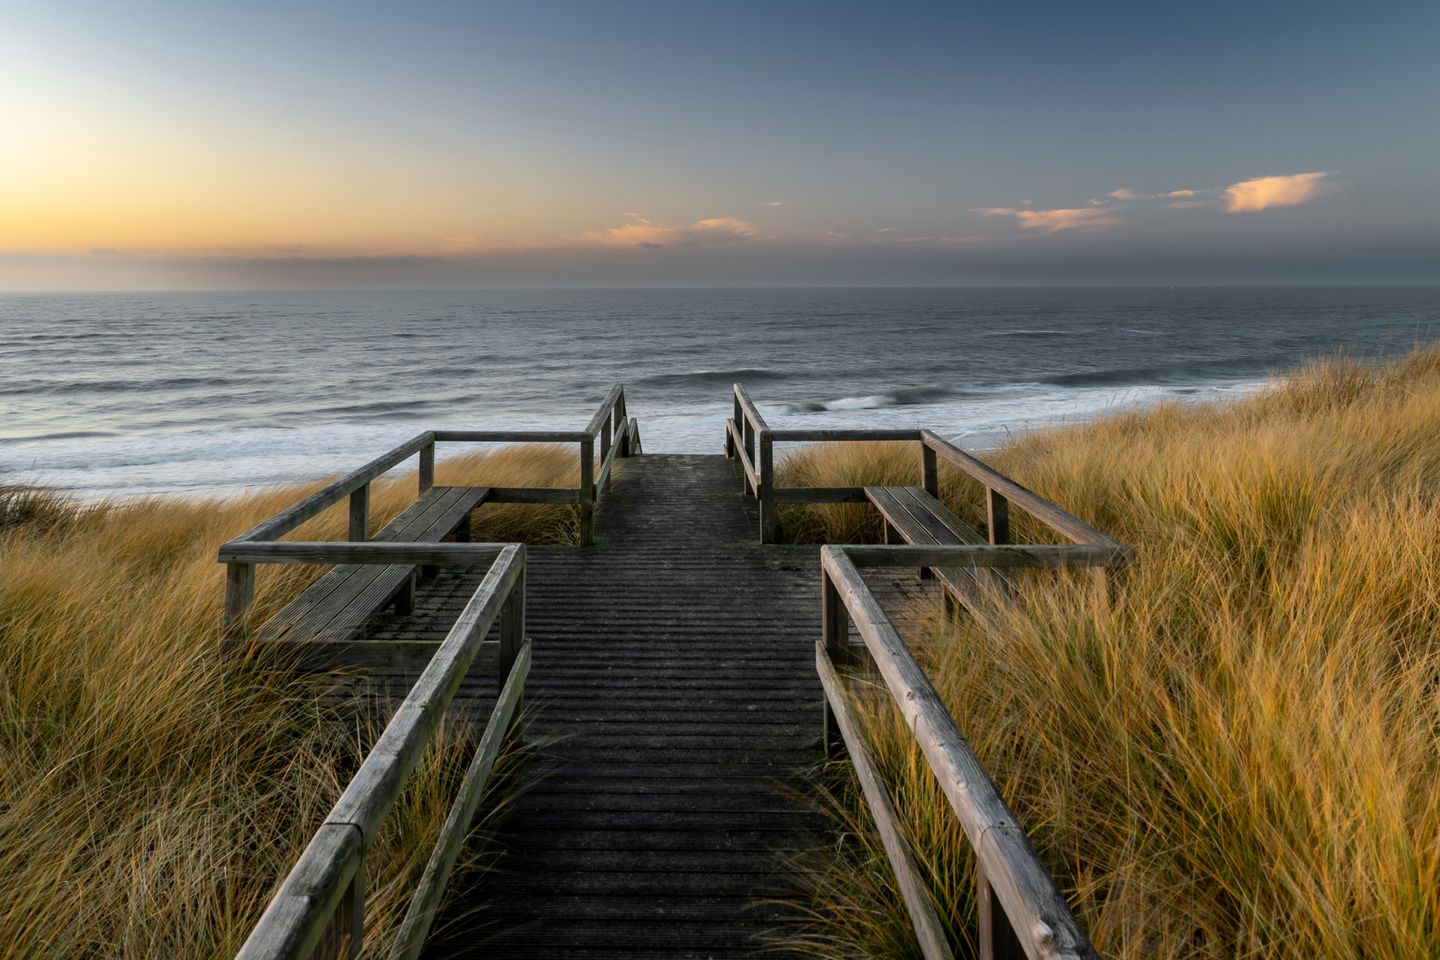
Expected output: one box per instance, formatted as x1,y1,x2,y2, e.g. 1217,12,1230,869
245,485,491,666
864,485,1013,624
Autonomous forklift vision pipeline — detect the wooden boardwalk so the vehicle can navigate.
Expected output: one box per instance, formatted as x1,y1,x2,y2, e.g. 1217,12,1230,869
230,385,1124,960
367,454,827,958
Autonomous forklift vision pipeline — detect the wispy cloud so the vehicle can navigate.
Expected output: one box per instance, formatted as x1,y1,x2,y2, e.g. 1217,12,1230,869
586,214,759,248
973,206,1124,234
1104,173,1336,213
763,200,784,207
1224,171,1333,212
1108,186,1211,204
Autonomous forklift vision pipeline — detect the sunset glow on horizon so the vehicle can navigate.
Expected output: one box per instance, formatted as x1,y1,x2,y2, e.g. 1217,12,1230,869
3,1,1437,289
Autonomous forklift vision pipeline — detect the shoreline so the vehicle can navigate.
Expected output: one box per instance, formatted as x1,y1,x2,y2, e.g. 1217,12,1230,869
6,375,1273,500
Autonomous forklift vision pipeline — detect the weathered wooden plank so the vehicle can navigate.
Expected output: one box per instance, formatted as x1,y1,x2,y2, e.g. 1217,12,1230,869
219,541,511,565
388,641,531,960
986,489,1010,546
767,428,923,442
758,431,775,543
842,543,1130,569
921,443,939,498
596,425,624,493
731,383,769,434
585,383,626,438
820,547,1097,960
224,561,254,626
816,643,955,960
228,432,435,544
580,438,595,548
890,486,983,543
430,430,588,443
348,483,369,542
419,442,435,494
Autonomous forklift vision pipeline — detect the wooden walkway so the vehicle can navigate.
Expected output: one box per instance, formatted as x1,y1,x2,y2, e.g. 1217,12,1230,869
366,454,829,957
230,385,1124,960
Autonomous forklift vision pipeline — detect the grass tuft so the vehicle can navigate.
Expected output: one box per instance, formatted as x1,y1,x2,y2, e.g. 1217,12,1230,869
777,348,1440,958
0,444,574,956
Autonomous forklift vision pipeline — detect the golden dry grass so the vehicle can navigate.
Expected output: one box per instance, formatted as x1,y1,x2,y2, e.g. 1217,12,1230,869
776,348,1440,958
0,444,575,957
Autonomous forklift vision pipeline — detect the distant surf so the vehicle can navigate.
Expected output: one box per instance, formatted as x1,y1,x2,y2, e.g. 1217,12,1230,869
2,286,1436,496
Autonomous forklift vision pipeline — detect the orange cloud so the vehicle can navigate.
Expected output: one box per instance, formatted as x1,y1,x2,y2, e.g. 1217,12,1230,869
974,206,1124,234
1224,172,1333,212
586,215,759,248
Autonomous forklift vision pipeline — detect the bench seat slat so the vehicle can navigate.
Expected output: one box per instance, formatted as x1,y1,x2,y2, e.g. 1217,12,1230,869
256,486,490,645
256,487,469,643
864,485,1012,625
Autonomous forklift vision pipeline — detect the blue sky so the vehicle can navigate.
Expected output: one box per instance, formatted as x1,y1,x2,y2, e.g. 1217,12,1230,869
2,0,1437,287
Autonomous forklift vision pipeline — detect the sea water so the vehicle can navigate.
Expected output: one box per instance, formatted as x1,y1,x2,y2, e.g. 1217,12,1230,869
2,286,1437,496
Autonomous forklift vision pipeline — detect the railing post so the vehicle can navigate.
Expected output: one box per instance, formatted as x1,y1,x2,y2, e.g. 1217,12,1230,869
976,862,1024,960
349,482,369,542
616,391,631,457
342,857,366,960
821,568,849,757
921,442,939,499
419,441,435,494
224,561,255,627
726,393,740,458
758,430,775,544
500,568,525,720
986,489,1009,545
314,849,365,960
579,438,595,547
744,419,756,477
600,420,612,493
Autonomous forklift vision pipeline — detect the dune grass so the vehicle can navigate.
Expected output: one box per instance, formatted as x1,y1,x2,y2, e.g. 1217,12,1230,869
775,348,1440,958
0,444,576,957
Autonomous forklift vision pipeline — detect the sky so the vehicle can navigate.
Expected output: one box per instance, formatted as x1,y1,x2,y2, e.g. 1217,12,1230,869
2,0,1437,289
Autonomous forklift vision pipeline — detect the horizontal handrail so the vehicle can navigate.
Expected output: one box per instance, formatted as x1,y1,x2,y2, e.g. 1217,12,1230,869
769,428,922,442
820,545,1097,960
237,544,529,960
219,384,639,624
231,432,436,544
843,543,1133,569
728,383,1120,549
431,429,591,443
220,542,513,565
920,431,1120,548
584,383,626,438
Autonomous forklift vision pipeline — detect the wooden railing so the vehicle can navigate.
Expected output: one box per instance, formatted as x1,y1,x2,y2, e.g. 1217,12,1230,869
220,384,639,624
736,382,1132,956
723,383,775,541
725,383,1127,554
237,544,529,960
819,543,1124,960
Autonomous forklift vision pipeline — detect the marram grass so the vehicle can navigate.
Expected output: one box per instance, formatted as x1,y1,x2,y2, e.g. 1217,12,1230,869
0,445,575,957
775,348,1440,959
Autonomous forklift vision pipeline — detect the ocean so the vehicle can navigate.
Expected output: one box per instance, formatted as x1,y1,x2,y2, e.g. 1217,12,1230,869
2,286,1437,497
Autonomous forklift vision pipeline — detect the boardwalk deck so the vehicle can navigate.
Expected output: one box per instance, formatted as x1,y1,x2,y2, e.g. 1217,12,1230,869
361,454,825,958
233,387,1121,959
